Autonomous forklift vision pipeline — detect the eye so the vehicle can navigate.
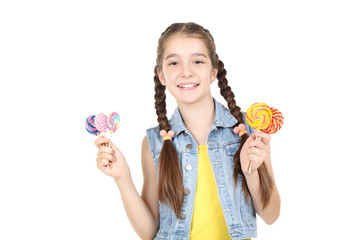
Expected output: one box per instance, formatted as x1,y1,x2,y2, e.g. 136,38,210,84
169,61,179,66
194,60,204,64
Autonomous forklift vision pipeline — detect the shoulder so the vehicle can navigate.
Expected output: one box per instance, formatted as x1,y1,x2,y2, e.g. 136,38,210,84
146,125,162,138
141,135,155,168
145,125,163,159
141,135,151,155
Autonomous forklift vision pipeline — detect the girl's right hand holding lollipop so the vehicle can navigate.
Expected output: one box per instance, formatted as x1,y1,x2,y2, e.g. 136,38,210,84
95,136,129,180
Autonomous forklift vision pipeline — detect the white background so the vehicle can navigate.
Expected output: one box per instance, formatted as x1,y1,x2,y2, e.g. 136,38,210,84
1,0,359,239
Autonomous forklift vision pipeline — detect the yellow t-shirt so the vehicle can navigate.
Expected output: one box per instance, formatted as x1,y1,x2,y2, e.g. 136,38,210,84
190,145,250,240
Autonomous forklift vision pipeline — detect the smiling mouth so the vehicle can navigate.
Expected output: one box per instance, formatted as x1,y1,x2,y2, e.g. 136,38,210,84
177,83,199,89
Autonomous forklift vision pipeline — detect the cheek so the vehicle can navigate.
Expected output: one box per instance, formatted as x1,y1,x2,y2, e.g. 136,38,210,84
201,71,215,83
164,68,180,81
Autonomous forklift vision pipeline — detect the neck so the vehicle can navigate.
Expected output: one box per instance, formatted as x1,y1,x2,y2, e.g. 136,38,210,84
176,96,215,145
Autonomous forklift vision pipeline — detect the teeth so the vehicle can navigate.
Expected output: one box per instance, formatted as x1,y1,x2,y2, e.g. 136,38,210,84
178,84,198,88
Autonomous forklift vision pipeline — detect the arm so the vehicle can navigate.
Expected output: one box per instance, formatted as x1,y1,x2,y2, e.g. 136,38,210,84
240,132,281,225
95,136,159,239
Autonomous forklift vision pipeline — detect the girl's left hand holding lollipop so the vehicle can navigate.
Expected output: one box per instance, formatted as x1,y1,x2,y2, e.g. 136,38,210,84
86,112,121,170
95,136,129,180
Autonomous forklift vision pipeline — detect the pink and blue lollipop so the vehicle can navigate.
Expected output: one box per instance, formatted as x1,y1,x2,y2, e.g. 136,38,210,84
85,115,99,136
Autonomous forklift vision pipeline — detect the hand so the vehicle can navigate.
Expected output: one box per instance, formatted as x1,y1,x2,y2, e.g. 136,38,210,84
240,132,271,175
95,136,129,180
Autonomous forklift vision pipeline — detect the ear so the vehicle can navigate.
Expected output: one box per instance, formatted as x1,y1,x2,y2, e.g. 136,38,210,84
157,69,166,86
210,67,218,83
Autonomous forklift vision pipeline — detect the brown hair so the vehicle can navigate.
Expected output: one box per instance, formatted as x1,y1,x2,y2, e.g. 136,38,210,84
153,22,273,218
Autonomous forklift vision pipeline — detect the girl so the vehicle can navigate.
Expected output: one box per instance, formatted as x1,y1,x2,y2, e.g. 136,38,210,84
95,22,281,240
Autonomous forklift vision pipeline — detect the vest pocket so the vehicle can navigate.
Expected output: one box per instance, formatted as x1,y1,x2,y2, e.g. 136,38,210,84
224,141,240,155
224,140,241,169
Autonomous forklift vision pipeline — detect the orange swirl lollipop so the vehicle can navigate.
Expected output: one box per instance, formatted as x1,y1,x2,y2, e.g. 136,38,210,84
246,102,273,131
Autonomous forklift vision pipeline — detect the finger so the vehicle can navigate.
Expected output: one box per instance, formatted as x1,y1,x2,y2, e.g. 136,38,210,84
97,160,109,170
97,147,114,160
255,132,271,145
256,140,266,150
250,132,257,141
96,156,106,164
99,152,115,162
248,139,256,148
247,132,258,146
112,143,125,161
101,159,111,166
247,153,261,164
248,138,265,149
95,136,110,148
99,146,114,155
96,158,105,169
247,146,261,156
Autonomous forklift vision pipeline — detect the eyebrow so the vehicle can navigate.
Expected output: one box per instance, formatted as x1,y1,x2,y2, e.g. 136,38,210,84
164,53,208,61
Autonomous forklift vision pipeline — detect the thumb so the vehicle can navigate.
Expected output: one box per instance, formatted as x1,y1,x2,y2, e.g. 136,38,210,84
255,132,271,144
111,143,125,162
248,132,257,141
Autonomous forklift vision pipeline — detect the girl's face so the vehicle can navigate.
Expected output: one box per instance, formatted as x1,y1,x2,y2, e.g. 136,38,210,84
158,35,218,105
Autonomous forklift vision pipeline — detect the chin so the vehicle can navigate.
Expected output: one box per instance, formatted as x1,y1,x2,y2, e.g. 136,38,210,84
176,94,211,106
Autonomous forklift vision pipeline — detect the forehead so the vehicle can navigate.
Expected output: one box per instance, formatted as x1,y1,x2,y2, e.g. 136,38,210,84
163,35,209,58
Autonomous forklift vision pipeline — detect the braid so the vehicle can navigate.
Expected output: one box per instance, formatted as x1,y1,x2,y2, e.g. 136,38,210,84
217,58,249,195
217,58,274,210
154,66,170,131
217,59,242,122
153,66,184,218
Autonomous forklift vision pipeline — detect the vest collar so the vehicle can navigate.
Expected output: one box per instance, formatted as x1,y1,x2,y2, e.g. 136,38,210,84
169,98,238,136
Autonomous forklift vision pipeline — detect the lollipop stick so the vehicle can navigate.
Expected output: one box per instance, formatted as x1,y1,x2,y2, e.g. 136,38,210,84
247,161,253,174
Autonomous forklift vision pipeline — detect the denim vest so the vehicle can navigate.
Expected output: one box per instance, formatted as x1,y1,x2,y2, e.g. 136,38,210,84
146,98,257,240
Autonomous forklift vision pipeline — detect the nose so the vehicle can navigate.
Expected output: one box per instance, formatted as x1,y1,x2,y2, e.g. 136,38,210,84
181,63,193,78
182,72,193,78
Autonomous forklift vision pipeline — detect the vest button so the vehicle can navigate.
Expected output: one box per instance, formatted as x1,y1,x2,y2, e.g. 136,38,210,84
186,144,192,149
183,131,188,136
184,188,190,195
185,165,192,171
180,213,186,220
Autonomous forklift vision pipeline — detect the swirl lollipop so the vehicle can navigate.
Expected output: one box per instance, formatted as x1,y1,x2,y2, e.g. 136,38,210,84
107,112,120,134
246,102,273,131
262,107,284,134
95,113,108,133
85,115,99,136
245,102,284,173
